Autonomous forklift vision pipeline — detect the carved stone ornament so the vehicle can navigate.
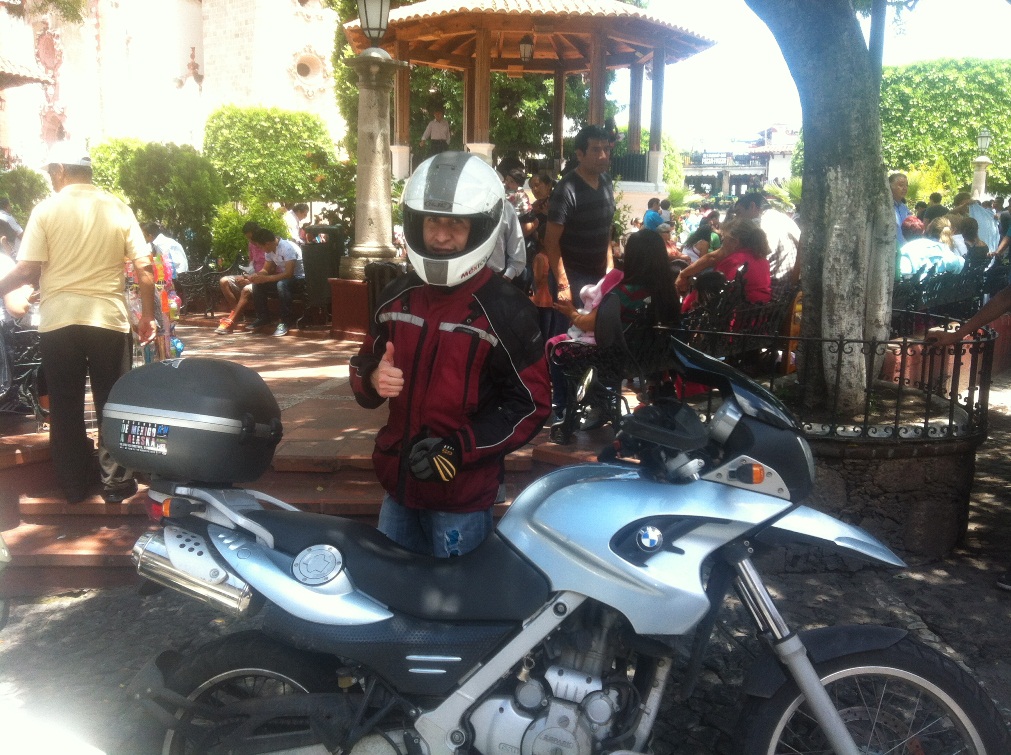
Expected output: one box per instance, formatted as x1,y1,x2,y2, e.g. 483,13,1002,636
289,47,330,99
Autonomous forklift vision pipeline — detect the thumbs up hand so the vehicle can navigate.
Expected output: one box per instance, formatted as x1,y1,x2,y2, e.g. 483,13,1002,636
371,341,404,398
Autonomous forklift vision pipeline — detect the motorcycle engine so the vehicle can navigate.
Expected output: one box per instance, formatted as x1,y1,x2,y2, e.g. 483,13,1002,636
468,608,627,755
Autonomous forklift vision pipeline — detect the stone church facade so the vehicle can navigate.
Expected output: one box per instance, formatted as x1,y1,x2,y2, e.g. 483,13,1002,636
0,0,345,169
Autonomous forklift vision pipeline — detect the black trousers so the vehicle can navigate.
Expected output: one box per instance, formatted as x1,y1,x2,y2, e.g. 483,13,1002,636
39,325,132,497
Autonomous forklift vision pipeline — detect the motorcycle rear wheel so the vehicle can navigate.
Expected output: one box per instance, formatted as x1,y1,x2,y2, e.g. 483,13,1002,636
161,630,339,755
734,636,1011,755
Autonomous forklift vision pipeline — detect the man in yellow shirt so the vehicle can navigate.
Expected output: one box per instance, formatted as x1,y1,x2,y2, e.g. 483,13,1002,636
0,144,157,503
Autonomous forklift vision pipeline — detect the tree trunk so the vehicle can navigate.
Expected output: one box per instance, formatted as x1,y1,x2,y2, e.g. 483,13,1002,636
745,0,895,413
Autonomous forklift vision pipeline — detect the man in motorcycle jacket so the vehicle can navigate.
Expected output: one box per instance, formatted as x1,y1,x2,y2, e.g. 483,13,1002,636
350,152,551,557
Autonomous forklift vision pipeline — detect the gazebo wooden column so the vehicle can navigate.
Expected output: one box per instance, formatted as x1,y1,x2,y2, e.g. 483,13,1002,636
553,68,566,167
463,65,476,144
588,33,606,126
392,39,411,178
647,46,666,184
467,27,493,162
628,61,644,154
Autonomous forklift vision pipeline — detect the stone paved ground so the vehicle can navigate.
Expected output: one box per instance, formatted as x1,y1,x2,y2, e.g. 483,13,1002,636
0,331,1009,753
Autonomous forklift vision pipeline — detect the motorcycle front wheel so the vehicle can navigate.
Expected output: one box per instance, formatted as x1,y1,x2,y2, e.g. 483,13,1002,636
734,636,1011,755
162,630,340,755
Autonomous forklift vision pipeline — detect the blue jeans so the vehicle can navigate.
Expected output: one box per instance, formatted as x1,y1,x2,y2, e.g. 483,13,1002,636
252,277,302,325
377,494,494,557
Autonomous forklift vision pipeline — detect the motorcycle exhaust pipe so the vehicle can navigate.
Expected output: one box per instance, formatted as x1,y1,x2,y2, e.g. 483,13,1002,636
132,530,261,617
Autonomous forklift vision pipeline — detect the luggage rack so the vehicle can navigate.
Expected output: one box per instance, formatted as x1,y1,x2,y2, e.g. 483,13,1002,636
148,484,300,550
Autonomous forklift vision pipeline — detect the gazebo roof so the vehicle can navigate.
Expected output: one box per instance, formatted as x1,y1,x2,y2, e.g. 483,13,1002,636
344,0,714,75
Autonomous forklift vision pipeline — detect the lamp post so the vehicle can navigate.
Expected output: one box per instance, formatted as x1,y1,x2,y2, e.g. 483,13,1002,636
332,0,405,339
340,0,405,283
971,127,992,200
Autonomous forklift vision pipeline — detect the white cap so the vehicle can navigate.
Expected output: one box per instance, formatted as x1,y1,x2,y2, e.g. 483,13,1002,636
44,141,92,168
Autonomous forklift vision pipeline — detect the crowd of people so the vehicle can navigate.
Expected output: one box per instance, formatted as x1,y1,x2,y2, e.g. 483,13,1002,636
890,173,1005,280
889,170,1011,592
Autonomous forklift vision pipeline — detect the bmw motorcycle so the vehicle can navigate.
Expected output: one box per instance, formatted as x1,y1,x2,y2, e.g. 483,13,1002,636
108,341,1010,755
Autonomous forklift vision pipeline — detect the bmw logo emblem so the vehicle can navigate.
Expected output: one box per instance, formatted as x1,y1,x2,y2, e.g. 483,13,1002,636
636,526,663,552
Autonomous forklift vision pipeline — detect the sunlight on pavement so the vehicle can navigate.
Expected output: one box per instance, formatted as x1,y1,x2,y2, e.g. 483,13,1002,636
257,365,350,380
0,698,104,753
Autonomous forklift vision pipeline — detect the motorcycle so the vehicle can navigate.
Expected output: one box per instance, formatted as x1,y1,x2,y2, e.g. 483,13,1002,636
110,340,1010,755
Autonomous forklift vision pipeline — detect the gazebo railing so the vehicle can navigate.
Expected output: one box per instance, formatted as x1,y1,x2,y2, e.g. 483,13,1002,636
610,153,649,182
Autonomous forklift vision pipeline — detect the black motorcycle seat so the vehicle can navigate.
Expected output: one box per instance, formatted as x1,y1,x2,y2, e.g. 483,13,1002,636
245,510,552,622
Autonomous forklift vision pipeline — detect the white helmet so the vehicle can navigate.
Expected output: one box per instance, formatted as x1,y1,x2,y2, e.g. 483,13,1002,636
402,152,504,287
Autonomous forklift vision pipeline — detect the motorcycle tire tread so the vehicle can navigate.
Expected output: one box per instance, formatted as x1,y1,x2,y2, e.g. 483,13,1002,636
732,636,1011,755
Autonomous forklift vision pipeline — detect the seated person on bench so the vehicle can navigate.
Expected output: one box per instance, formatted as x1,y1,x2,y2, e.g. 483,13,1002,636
216,221,267,334
246,227,304,338
677,218,772,313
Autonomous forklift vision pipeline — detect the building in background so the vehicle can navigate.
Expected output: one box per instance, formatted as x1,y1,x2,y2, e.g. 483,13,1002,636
0,0,344,169
682,123,799,199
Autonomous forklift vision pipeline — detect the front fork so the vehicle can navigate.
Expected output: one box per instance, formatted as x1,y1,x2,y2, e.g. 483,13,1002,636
730,546,861,755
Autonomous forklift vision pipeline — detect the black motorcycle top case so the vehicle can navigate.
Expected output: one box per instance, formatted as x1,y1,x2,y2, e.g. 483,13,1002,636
101,358,283,484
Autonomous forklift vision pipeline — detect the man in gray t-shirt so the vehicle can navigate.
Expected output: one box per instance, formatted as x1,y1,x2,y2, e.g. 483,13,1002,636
543,125,616,308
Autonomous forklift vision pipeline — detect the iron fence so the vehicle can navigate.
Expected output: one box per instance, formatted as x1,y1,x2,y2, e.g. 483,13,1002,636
682,312,996,444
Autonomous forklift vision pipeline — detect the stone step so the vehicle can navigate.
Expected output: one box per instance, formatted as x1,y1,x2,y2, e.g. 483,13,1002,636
2,515,155,569
0,429,50,470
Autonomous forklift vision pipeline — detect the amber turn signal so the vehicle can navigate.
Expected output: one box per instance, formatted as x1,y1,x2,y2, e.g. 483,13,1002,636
733,464,766,484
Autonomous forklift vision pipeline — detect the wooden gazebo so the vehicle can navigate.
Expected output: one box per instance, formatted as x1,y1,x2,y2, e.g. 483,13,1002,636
344,0,712,176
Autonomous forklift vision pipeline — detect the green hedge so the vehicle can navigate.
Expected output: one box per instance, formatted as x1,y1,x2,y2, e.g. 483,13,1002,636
203,106,338,202
0,167,50,224
881,59,1011,195
209,201,288,268
117,142,227,265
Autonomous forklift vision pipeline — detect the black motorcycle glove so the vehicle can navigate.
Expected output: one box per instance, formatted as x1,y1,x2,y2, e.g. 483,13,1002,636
409,437,461,482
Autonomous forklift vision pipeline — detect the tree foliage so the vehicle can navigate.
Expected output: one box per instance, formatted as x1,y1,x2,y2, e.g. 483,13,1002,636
312,157,360,242
6,0,87,22
203,106,337,202
790,131,804,177
904,156,957,204
209,201,287,268
118,143,227,264
880,59,1011,195
0,167,50,223
91,137,143,199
